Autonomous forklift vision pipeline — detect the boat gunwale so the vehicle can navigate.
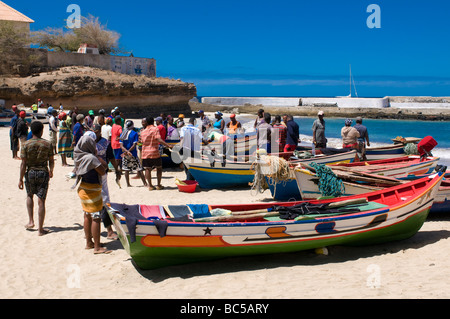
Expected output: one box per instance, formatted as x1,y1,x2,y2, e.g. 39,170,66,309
111,173,443,229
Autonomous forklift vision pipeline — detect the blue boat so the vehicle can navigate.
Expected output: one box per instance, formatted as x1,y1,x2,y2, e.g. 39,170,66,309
185,150,357,189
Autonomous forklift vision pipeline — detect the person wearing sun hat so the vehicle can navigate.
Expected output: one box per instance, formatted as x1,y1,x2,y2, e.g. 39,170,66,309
176,114,185,128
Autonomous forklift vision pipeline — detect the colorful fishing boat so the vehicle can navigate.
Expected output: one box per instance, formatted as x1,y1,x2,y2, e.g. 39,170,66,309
106,172,444,269
265,155,439,201
294,164,450,213
365,144,406,161
162,131,258,167
184,149,357,189
328,155,440,180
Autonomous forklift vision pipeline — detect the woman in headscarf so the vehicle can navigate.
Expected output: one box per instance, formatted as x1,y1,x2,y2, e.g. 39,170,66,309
57,112,73,167
213,111,225,133
119,120,147,187
341,118,360,149
73,134,111,254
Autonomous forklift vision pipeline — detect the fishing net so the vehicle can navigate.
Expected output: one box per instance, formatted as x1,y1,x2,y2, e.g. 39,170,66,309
309,162,346,197
403,143,419,155
250,155,292,195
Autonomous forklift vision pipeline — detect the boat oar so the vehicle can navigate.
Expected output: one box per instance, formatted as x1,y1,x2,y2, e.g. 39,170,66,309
194,198,368,223
194,210,279,222
326,198,368,208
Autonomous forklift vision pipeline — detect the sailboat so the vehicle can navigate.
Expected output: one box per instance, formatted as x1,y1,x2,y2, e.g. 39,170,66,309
338,64,358,98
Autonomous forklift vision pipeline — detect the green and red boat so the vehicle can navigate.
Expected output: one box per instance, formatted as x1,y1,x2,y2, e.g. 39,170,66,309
107,172,444,270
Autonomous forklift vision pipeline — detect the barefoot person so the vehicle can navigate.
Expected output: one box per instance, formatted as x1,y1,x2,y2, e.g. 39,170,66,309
18,121,55,236
73,134,111,254
92,125,121,240
140,116,172,190
119,120,147,187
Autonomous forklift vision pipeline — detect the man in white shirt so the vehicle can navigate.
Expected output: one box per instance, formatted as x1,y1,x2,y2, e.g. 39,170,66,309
180,117,204,152
101,117,113,141
178,117,206,180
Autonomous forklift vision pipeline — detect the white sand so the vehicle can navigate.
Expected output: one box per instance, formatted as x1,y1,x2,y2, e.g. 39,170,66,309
2,121,450,300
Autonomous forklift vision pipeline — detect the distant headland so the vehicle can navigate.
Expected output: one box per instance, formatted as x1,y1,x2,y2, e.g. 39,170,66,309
193,96,450,121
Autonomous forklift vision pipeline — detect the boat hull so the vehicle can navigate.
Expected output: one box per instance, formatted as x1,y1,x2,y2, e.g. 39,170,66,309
294,168,450,213
365,144,406,161
186,150,357,189
108,173,443,269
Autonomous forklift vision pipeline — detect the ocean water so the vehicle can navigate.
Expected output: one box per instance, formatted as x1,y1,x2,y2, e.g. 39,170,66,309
237,116,450,166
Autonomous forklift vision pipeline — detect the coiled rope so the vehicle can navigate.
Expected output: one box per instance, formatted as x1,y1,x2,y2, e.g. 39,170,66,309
309,162,345,197
251,154,291,195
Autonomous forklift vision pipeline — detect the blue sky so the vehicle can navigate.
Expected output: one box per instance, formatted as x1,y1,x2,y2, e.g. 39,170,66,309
12,0,450,97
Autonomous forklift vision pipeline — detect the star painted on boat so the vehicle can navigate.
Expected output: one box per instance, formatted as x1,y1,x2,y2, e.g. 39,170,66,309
203,227,213,236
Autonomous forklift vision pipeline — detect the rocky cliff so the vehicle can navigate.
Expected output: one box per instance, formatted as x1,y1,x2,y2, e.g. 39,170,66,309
0,66,197,117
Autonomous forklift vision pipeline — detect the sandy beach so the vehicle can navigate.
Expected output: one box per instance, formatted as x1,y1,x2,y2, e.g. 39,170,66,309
2,121,450,300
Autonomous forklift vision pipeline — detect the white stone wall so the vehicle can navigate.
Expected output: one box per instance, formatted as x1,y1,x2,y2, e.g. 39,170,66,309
201,96,390,108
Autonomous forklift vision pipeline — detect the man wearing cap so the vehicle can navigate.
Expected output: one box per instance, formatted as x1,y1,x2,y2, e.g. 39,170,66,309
312,111,327,149
354,117,370,161
85,110,95,130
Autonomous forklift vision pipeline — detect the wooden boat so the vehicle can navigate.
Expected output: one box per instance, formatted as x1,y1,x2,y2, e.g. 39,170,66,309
184,149,357,189
162,131,258,167
365,144,406,161
265,154,438,201
294,165,450,213
106,172,445,269
266,155,439,201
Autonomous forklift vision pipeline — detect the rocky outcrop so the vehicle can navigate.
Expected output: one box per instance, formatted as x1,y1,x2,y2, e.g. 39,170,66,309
0,66,197,117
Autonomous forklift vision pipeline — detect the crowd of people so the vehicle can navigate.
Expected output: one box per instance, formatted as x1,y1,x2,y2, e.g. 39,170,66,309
9,101,371,254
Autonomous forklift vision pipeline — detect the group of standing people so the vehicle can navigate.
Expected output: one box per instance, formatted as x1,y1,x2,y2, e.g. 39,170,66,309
253,109,301,154
254,108,370,161
12,102,180,254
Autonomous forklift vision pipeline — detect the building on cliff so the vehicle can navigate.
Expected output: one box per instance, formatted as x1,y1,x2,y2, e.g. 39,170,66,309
0,1,34,31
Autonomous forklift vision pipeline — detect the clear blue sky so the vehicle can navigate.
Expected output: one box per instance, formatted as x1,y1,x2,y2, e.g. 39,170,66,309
12,0,450,97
